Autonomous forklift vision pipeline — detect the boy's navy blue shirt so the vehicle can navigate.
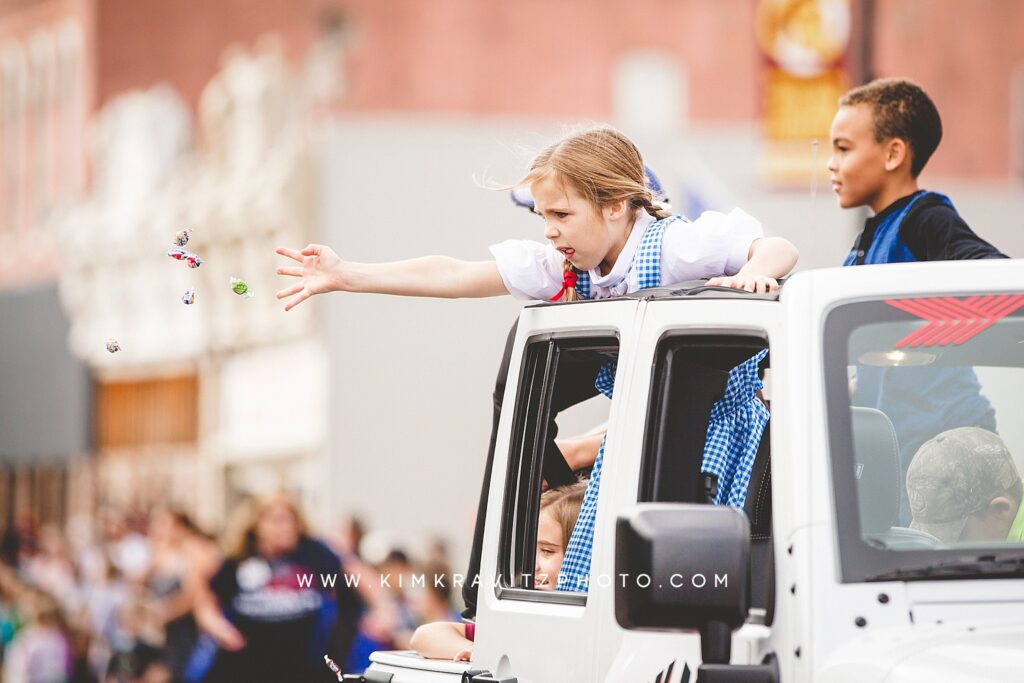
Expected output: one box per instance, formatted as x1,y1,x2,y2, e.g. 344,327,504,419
848,190,1007,264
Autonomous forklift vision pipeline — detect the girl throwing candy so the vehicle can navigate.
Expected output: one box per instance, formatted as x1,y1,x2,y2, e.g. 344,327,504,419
275,126,798,308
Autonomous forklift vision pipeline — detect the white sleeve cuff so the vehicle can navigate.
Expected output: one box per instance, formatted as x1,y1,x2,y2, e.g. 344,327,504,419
489,240,563,301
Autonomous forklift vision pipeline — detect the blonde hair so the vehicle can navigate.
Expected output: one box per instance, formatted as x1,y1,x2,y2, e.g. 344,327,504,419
539,481,587,549
518,126,671,302
222,491,311,561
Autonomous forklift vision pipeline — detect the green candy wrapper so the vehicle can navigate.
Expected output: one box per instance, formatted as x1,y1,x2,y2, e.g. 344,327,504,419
230,276,254,299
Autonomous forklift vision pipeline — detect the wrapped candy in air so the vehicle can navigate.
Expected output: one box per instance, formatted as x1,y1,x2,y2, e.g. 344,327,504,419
167,248,203,268
230,277,254,299
174,228,192,247
182,290,196,305
106,339,121,354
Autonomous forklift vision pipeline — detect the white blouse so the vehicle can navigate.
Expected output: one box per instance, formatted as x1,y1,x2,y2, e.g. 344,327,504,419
490,208,763,301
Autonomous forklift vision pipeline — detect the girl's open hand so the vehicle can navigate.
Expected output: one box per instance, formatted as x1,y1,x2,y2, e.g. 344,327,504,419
705,273,780,294
275,244,344,311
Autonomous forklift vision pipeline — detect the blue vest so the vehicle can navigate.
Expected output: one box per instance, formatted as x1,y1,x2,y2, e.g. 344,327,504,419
843,191,954,266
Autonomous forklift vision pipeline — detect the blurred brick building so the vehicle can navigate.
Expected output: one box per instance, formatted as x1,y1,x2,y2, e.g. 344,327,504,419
1,0,1021,548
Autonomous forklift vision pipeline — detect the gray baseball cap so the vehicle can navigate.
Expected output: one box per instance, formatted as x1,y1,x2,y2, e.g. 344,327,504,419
907,427,1020,544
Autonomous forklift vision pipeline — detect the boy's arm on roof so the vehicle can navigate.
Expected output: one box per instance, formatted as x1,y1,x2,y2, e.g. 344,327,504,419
900,201,1009,261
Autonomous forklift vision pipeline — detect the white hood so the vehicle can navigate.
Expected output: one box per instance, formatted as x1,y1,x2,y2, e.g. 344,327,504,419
819,623,1024,682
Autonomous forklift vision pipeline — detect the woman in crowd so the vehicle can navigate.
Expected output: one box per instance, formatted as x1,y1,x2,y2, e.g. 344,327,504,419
193,493,363,682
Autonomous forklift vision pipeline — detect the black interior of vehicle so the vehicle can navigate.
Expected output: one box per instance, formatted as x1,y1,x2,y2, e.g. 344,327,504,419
640,336,775,623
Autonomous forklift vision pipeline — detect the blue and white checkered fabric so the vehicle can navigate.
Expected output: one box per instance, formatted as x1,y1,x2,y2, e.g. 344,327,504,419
571,215,681,300
556,359,615,592
701,349,770,509
575,270,591,299
557,435,605,592
594,359,616,399
634,215,675,290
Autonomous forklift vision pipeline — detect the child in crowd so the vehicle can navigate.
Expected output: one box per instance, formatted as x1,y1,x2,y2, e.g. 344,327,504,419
409,482,586,662
2,588,73,683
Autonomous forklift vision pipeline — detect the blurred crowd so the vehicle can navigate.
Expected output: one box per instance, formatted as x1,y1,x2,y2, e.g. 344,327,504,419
0,495,458,682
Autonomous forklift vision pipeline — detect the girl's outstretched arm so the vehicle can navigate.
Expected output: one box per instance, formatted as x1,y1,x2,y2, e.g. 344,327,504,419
276,244,509,310
706,236,799,294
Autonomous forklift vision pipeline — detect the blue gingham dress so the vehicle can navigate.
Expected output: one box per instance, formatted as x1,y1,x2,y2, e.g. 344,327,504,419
702,349,769,509
555,217,769,591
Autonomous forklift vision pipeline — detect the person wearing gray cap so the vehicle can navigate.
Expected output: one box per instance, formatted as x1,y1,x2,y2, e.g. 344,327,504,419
907,427,1024,544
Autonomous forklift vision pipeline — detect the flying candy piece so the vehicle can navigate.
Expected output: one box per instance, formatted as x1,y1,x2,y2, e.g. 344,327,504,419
167,248,203,268
174,228,192,247
182,289,196,305
230,276,254,299
106,339,121,354
323,655,343,681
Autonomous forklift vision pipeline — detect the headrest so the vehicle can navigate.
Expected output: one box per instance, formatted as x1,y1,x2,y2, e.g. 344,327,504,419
851,407,902,535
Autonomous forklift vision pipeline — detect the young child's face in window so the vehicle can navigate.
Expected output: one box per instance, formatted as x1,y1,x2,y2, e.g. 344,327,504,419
534,508,565,590
828,104,890,211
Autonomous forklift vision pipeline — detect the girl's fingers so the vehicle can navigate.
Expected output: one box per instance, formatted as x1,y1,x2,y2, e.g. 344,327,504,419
301,244,320,256
283,289,312,312
277,283,304,300
276,247,304,263
704,275,779,293
276,266,303,277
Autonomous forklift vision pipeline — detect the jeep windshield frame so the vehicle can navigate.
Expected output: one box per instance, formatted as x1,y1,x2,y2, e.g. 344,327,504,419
823,294,1024,583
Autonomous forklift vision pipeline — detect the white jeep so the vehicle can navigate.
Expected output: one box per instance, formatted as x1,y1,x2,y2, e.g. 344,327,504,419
350,259,1024,683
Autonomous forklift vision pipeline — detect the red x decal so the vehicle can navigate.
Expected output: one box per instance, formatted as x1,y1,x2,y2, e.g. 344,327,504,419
885,295,1024,347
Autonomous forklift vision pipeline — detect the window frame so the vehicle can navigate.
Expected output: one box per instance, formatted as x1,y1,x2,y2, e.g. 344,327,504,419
638,332,770,504
495,331,619,606
823,298,1024,583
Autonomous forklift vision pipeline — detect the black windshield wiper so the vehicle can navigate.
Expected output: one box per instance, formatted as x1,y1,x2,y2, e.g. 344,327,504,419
867,554,1024,581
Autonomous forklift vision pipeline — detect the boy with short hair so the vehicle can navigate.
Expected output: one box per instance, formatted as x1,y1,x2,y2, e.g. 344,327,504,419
828,77,1007,264
830,78,1008,525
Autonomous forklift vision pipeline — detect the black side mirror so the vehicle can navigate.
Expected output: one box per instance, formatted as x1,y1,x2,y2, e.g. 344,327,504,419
617,502,777,678
615,503,750,634
615,505,780,682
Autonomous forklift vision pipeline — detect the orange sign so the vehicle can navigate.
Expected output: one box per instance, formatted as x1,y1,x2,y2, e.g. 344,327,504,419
757,0,852,185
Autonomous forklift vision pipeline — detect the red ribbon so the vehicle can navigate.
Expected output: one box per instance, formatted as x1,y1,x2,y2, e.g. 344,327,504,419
549,270,578,302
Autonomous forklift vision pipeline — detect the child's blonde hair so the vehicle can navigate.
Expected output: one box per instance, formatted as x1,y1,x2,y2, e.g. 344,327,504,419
518,126,672,302
539,481,587,548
